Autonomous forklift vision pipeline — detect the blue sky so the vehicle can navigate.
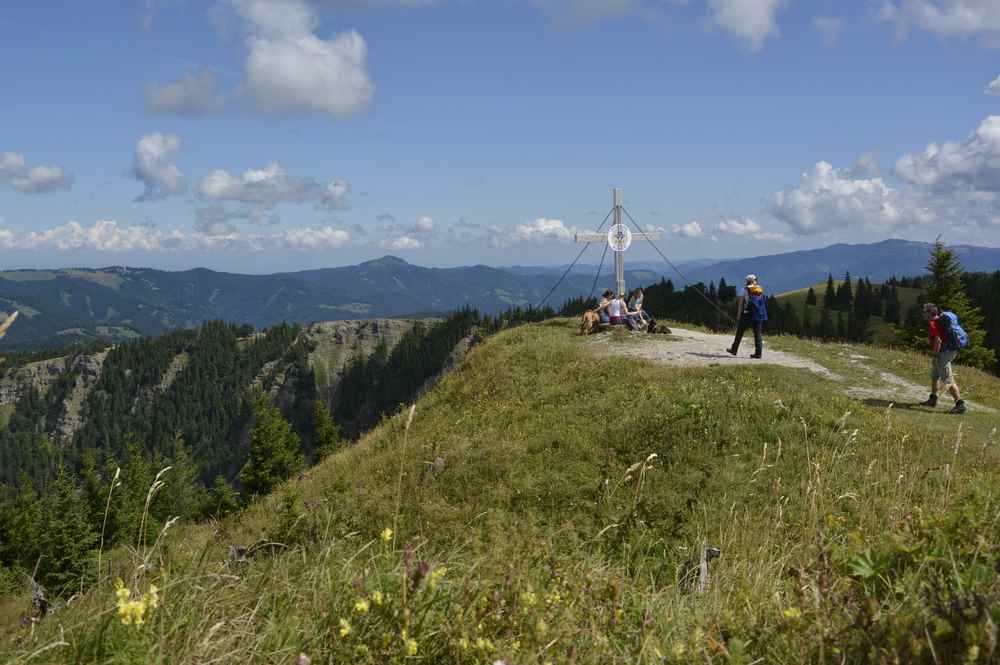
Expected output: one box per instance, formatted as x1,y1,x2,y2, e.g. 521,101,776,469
1,0,1000,273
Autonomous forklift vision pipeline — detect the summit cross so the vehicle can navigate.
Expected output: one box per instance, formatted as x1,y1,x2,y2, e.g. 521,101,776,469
574,188,662,297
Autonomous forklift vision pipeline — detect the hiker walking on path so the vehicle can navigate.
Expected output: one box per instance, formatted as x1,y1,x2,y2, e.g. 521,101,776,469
728,274,767,359
920,303,967,414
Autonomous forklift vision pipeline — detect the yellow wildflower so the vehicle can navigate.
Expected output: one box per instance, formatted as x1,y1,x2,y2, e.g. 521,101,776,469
339,618,352,637
458,637,470,651
355,598,370,613
372,590,384,606
545,590,561,606
428,567,447,591
403,637,418,656
519,590,537,606
783,607,802,620
535,619,548,636
380,527,393,542
474,637,494,652
147,584,160,610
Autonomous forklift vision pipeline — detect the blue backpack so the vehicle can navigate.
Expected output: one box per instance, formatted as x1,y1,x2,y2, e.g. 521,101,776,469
939,311,969,349
748,293,768,322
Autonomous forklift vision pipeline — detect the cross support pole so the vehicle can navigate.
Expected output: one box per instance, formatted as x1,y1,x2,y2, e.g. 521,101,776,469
575,188,662,298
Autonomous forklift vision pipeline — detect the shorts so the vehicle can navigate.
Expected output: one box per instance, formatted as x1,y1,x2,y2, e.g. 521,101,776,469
932,349,957,385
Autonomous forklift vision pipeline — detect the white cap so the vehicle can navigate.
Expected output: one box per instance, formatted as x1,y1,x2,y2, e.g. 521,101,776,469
745,274,757,284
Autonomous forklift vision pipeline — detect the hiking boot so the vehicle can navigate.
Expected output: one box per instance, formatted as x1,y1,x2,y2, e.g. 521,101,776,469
920,394,938,408
749,354,762,359
949,400,967,414
726,347,737,356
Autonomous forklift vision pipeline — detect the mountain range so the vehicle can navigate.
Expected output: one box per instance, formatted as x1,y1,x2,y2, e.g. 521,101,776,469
1,239,998,349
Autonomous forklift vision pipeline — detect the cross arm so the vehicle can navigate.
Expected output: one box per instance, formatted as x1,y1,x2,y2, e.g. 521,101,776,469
631,232,663,240
574,233,605,243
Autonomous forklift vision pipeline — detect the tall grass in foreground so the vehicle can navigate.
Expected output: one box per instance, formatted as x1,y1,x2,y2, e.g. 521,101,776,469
2,320,999,663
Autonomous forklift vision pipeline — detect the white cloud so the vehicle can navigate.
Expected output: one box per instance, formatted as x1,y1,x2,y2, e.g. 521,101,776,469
281,225,351,250
132,132,186,201
229,0,375,118
146,68,227,115
11,165,72,193
878,0,1000,40
672,221,704,237
0,152,25,179
986,75,1000,96
895,115,1000,191
198,162,350,215
414,216,435,233
380,235,422,250
513,217,578,242
813,15,843,46
0,219,354,253
717,218,761,235
769,161,935,234
0,151,72,194
706,0,788,51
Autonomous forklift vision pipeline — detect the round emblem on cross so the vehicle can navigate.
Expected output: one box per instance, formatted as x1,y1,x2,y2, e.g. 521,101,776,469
607,224,632,252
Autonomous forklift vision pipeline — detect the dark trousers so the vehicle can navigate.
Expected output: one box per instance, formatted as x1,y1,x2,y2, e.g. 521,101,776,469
731,317,763,356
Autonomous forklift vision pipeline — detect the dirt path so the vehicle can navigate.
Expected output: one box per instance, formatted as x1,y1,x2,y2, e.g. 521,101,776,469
591,326,997,415
590,326,839,378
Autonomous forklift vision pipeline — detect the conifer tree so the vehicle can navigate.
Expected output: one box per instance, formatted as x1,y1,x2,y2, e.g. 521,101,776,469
823,274,835,309
802,305,813,336
805,287,817,306
819,307,834,338
239,397,304,498
836,311,846,338
37,467,98,593
911,240,996,369
312,400,341,461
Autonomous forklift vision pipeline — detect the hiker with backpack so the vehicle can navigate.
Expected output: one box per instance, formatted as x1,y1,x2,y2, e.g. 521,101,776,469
728,274,767,359
921,303,968,414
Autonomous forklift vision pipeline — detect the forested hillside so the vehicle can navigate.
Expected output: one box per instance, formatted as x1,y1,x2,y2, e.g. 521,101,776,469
0,306,553,596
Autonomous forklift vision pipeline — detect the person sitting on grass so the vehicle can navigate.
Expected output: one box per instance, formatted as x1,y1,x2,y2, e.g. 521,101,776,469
594,289,614,325
920,303,967,414
607,292,627,326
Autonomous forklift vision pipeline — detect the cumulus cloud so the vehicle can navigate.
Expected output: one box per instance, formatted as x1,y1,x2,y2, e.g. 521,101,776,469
145,68,227,115
414,216,435,233
0,219,354,253
513,217,578,242
769,161,935,234
878,0,1000,40
895,115,1000,191
706,0,788,51
228,0,375,118
813,15,843,46
0,151,72,194
132,133,186,201
717,218,761,235
197,163,351,221
672,221,704,238
380,235,422,250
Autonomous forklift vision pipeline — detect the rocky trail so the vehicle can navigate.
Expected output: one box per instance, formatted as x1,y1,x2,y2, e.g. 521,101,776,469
590,326,997,415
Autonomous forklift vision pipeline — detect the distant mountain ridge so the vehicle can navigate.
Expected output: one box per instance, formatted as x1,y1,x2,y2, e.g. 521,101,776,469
2,239,998,349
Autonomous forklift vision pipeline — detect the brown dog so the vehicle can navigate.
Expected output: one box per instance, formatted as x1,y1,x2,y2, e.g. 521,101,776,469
580,309,599,335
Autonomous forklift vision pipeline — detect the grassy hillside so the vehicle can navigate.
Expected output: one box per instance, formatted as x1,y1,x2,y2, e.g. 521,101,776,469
3,321,999,663
776,281,923,343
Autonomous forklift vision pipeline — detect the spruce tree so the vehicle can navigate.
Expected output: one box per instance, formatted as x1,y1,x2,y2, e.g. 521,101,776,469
836,312,846,339
312,400,341,461
823,274,835,309
38,467,98,593
239,398,304,498
917,240,995,369
805,287,817,306
819,307,834,338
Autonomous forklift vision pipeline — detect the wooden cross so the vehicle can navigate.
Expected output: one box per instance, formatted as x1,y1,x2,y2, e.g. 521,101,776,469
574,188,662,297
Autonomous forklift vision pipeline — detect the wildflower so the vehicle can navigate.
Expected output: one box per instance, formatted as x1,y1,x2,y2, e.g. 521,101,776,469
783,607,802,620
534,618,548,636
475,637,494,652
355,598,370,613
519,590,537,606
428,566,447,591
671,643,686,658
381,528,393,542
372,590,384,606
545,590,562,606
403,636,418,656
458,636,470,651
339,618,352,637
114,579,150,627
147,584,159,610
